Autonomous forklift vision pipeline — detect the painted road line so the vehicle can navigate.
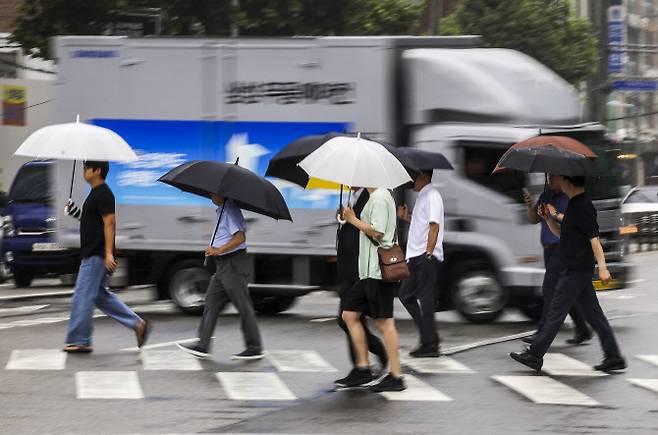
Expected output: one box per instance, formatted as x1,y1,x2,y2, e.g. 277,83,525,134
216,372,296,401
442,331,535,355
628,378,658,394
6,349,66,370
380,374,453,402
121,337,214,352
0,304,49,315
637,355,658,367
401,356,475,374
76,371,144,399
309,317,336,323
542,353,608,377
0,290,74,302
267,350,337,373
493,375,600,407
141,350,202,371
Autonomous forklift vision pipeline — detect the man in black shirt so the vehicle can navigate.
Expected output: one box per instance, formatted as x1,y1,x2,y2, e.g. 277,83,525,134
63,161,150,353
511,175,626,373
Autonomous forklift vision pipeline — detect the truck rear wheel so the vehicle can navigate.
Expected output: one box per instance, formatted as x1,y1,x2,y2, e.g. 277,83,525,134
166,260,209,315
252,295,297,315
451,262,507,324
13,268,33,288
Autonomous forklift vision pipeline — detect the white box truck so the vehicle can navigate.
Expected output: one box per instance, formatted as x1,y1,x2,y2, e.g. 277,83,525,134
45,36,628,322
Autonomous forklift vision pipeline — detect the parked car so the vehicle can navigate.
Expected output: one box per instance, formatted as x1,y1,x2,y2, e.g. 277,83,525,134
621,185,658,252
1,160,80,287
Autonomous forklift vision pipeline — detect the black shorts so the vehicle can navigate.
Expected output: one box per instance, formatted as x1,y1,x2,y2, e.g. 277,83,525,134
341,278,397,319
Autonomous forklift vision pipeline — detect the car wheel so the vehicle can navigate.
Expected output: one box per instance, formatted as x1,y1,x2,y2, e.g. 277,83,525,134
167,260,209,315
252,295,297,315
13,268,33,288
451,261,507,324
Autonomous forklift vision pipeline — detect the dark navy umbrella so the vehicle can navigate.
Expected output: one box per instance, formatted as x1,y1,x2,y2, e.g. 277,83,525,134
395,148,454,171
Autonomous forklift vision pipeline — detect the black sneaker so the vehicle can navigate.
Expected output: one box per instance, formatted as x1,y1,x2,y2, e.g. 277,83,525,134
594,355,627,373
510,350,543,372
176,342,210,359
409,344,440,358
231,349,264,360
521,334,536,344
334,368,373,388
369,374,406,392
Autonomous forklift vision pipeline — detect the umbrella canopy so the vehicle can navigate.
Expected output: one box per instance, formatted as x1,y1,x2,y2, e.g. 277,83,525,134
493,144,597,176
266,132,418,188
395,148,454,170
506,135,597,158
158,160,292,221
297,135,412,189
14,117,138,162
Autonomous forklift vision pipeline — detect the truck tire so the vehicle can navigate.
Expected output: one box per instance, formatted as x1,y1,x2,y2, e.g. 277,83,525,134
166,260,209,315
252,295,297,315
13,268,33,288
451,261,507,324
519,300,543,321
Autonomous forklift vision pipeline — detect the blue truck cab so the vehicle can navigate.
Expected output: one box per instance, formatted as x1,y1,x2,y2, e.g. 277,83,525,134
1,160,80,287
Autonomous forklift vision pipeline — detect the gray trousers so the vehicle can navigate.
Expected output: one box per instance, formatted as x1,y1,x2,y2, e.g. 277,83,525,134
197,251,262,352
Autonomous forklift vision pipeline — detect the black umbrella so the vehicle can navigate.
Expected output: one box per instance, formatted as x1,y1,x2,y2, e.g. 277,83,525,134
493,144,597,176
395,148,454,170
158,160,292,221
265,132,419,188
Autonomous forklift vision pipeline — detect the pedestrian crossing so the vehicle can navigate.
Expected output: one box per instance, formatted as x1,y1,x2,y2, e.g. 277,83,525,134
4,348,658,406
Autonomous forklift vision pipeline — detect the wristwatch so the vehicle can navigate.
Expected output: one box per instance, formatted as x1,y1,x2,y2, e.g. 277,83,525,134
425,252,433,260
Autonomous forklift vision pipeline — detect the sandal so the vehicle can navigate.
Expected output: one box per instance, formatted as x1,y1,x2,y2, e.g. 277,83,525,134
63,344,93,353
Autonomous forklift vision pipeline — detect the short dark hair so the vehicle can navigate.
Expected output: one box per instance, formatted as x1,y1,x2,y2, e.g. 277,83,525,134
563,175,586,187
84,160,109,180
419,169,433,180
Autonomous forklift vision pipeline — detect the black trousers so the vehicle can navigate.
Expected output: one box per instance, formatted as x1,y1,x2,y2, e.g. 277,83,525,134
337,280,388,367
399,255,440,348
530,269,621,359
539,245,590,336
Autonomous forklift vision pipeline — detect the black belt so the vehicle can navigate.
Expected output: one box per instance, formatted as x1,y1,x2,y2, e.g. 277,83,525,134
543,243,559,250
217,249,246,260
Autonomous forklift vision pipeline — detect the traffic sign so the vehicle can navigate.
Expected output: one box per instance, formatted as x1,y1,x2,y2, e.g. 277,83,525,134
612,80,658,92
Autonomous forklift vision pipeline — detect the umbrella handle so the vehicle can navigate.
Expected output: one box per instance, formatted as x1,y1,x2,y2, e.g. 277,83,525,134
68,159,76,199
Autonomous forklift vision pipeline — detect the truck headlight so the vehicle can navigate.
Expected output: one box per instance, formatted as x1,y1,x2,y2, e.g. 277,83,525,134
1,216,15,237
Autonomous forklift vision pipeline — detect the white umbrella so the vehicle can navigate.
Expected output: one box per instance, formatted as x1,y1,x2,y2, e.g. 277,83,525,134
297,134,412,189
14,115,138,200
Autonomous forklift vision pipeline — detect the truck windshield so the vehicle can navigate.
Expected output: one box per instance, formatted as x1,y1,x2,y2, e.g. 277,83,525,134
9,164,53,203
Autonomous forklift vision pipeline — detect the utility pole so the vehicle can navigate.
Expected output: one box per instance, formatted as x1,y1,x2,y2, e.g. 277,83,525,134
587,0,612,125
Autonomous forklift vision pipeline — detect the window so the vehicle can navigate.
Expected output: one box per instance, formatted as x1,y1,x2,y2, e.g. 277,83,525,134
459,141,525,203
625,187,658,204
9,164,53,204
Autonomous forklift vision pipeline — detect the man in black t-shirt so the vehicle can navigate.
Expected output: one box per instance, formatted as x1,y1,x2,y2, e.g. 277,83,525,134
511,175,626,373
63,161,150,353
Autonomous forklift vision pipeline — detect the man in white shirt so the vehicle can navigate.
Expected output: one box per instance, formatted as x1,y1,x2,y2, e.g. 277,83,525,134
397,170,444,358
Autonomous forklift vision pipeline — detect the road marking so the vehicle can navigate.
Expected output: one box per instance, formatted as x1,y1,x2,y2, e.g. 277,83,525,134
76,371,144,399
627,279,647,284
121,337,214,352
401,356,475,374
493,375,600,407
637,355,658,367
309,317,335,323
267,350,337,372
141,350,202,371
442,331,535,355
6,349,66,370
216,372,296,401
0,304,49,315
628,378,658,394
380,375,453,402
0,290,74,302
542,353,607,377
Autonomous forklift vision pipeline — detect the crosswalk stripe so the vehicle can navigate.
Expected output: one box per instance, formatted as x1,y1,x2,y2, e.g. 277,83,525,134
5,349,66,370
492,375,600,407
141,350,202,371
267,350,337,373
636,355,658,367
401,356,475,374
380,375,453,402
542,353,607,377
76,371,144,399
0,304,49,314
628,378,658,393
216,372,297,401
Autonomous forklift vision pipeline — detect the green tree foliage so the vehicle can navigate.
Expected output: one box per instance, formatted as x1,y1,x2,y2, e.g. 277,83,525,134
10,0,422,59
441,0,598,84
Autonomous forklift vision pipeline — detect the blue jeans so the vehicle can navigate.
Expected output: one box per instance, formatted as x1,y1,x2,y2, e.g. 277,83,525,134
65,256,141,346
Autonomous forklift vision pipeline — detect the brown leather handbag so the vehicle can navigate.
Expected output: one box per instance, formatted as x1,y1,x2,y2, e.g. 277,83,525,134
369,231,410,283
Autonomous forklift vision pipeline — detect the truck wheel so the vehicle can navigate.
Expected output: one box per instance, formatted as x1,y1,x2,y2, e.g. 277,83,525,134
519,300,543,321
252,295,297,315
166,260,209,315
451,262,507,324
13,268,33,288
